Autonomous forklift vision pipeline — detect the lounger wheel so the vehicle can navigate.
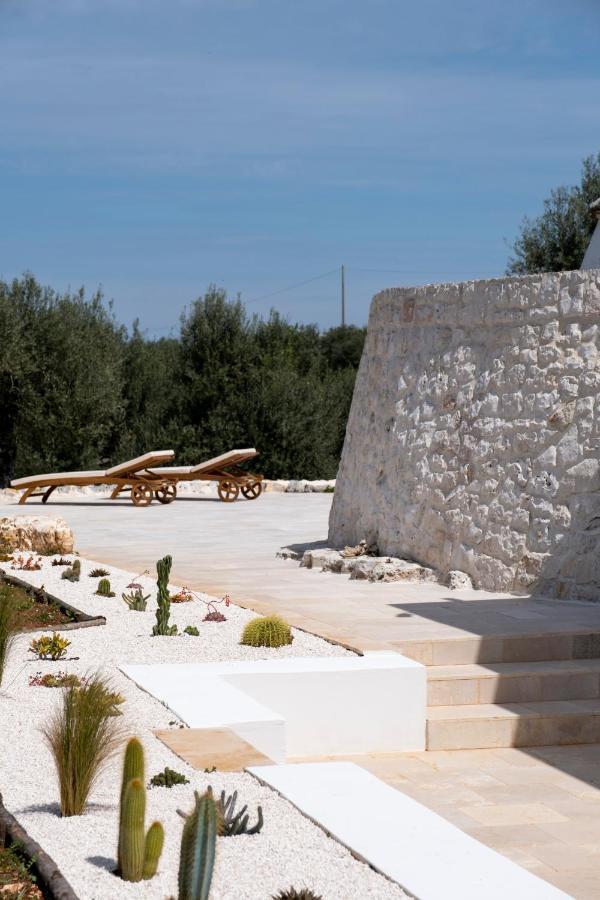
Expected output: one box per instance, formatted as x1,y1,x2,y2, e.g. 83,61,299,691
131,484,153,506
155,484,177,504
217,480,240,502
241,481,262,500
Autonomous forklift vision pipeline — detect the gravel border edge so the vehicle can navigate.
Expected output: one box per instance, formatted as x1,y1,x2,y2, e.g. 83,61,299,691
0,791,80,900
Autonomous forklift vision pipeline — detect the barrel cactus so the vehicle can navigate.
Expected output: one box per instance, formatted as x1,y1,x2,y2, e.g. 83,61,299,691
96,578,115,597
178,789,217,900
118,738,164,882
240,615,293,648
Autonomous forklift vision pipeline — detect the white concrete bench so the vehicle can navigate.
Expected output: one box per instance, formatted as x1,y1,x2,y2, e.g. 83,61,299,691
249,761,571,900
121,651,425,762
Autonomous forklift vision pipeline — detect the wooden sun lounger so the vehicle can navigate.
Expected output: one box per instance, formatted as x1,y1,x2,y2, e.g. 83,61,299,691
148,448,263,502
11,450,178,507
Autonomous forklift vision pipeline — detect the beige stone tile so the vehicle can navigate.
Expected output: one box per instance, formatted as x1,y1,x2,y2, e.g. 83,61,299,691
460,803,568,826
528,841,600,872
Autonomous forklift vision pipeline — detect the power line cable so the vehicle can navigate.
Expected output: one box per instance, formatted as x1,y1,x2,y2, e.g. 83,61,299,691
245,267,339,304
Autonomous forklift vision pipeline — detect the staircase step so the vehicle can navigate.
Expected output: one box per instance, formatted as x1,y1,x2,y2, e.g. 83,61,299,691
426,699,600,750
395,630,600,665
427,659,600,706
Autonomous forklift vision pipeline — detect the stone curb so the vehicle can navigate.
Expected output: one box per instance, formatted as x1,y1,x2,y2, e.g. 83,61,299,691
0,791,79,900
0,569,106,631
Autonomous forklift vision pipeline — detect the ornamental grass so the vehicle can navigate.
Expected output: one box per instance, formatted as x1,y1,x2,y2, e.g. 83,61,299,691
43,672,124,816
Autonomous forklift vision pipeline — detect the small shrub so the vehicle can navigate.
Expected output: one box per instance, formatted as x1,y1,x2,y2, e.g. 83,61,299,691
149,767,189,789
203,610,226,623
61,559,81,582
272,890,323,900
89,567,110,578
183,625,199,636
323,485,335,493
29,633,71,660
29,670,83,688
52,557,73,567
240,615,293,648
170,587,193,603
0,586,18,688
122,588,149,611
96,578,115,597
13,555,41,571
43,673,123,816
217,789,263,836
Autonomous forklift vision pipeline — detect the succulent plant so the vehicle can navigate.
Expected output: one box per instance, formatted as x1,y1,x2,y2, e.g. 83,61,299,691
217,789,263,836
178,789,217,900
272,890,323,900
89,567,110,578
240,615,293,648
183,625,199,636
203,610,226,623
152,555,177,635
96,578,115,597
28,633,71,660
122,588,150,611
61,559,81,582
149,767,190,789
51,557,73,567
118,738,164,882
29,671,83,688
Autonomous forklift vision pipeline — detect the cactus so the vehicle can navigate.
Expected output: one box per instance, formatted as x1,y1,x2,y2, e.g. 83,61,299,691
96,578,115,597
61,559,81,582
178,789,217,900
142,821,164,880
152,555,177,635
184,625,199,636
118,738,164,882
122,588,149,611
218,789,263,836
240,615,293,648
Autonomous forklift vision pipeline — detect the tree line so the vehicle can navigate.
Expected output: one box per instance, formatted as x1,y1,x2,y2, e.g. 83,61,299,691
0,274,366,487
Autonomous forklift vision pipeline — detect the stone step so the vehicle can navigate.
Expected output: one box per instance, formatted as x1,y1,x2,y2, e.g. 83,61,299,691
427,659,600,706
426,698,600,750
395,629,600,666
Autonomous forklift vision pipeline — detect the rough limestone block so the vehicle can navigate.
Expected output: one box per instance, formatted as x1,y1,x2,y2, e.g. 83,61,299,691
329,268,600,598
0,516,74,554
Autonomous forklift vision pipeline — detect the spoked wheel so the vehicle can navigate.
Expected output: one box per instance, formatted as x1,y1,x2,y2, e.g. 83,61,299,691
155,484,177,504
217,480,240,503
241,481,262,500
131,484,153,507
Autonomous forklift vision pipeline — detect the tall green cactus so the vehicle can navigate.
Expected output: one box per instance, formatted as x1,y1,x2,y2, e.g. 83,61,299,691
118,737,164,882
178,789,217,900
152,554,177,635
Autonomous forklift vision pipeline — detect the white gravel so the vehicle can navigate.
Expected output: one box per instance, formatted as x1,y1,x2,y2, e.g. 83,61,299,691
0,554,408,900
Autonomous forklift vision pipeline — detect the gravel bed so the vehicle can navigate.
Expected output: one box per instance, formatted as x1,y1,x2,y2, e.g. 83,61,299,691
0,555,408,900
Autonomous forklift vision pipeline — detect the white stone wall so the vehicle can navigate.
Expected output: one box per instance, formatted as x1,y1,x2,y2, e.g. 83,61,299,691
328,269,600,599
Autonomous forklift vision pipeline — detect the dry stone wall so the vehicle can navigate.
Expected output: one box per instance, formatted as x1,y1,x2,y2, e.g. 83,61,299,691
329,269,600,600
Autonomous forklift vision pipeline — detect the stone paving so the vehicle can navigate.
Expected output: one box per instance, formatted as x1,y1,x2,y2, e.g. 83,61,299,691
347,745,600,900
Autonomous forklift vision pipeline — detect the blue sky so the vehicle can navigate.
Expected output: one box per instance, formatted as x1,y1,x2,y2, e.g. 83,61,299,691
1,0,599,334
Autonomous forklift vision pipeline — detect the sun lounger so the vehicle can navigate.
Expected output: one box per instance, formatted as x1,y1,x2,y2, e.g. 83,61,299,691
148,448,263,502
11,450,177,507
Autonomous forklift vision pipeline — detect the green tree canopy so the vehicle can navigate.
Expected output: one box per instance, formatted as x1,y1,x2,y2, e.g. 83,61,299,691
508,152,600,274
0,276,366,486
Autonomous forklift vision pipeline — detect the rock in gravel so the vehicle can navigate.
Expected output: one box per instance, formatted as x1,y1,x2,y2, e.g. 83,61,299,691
301,548,344,572
0,515,74,554
350,557,438,583
446,569,474,590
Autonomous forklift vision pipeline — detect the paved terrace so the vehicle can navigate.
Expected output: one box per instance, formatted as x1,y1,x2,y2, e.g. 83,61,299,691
3,492,600,656
3,491,600,898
